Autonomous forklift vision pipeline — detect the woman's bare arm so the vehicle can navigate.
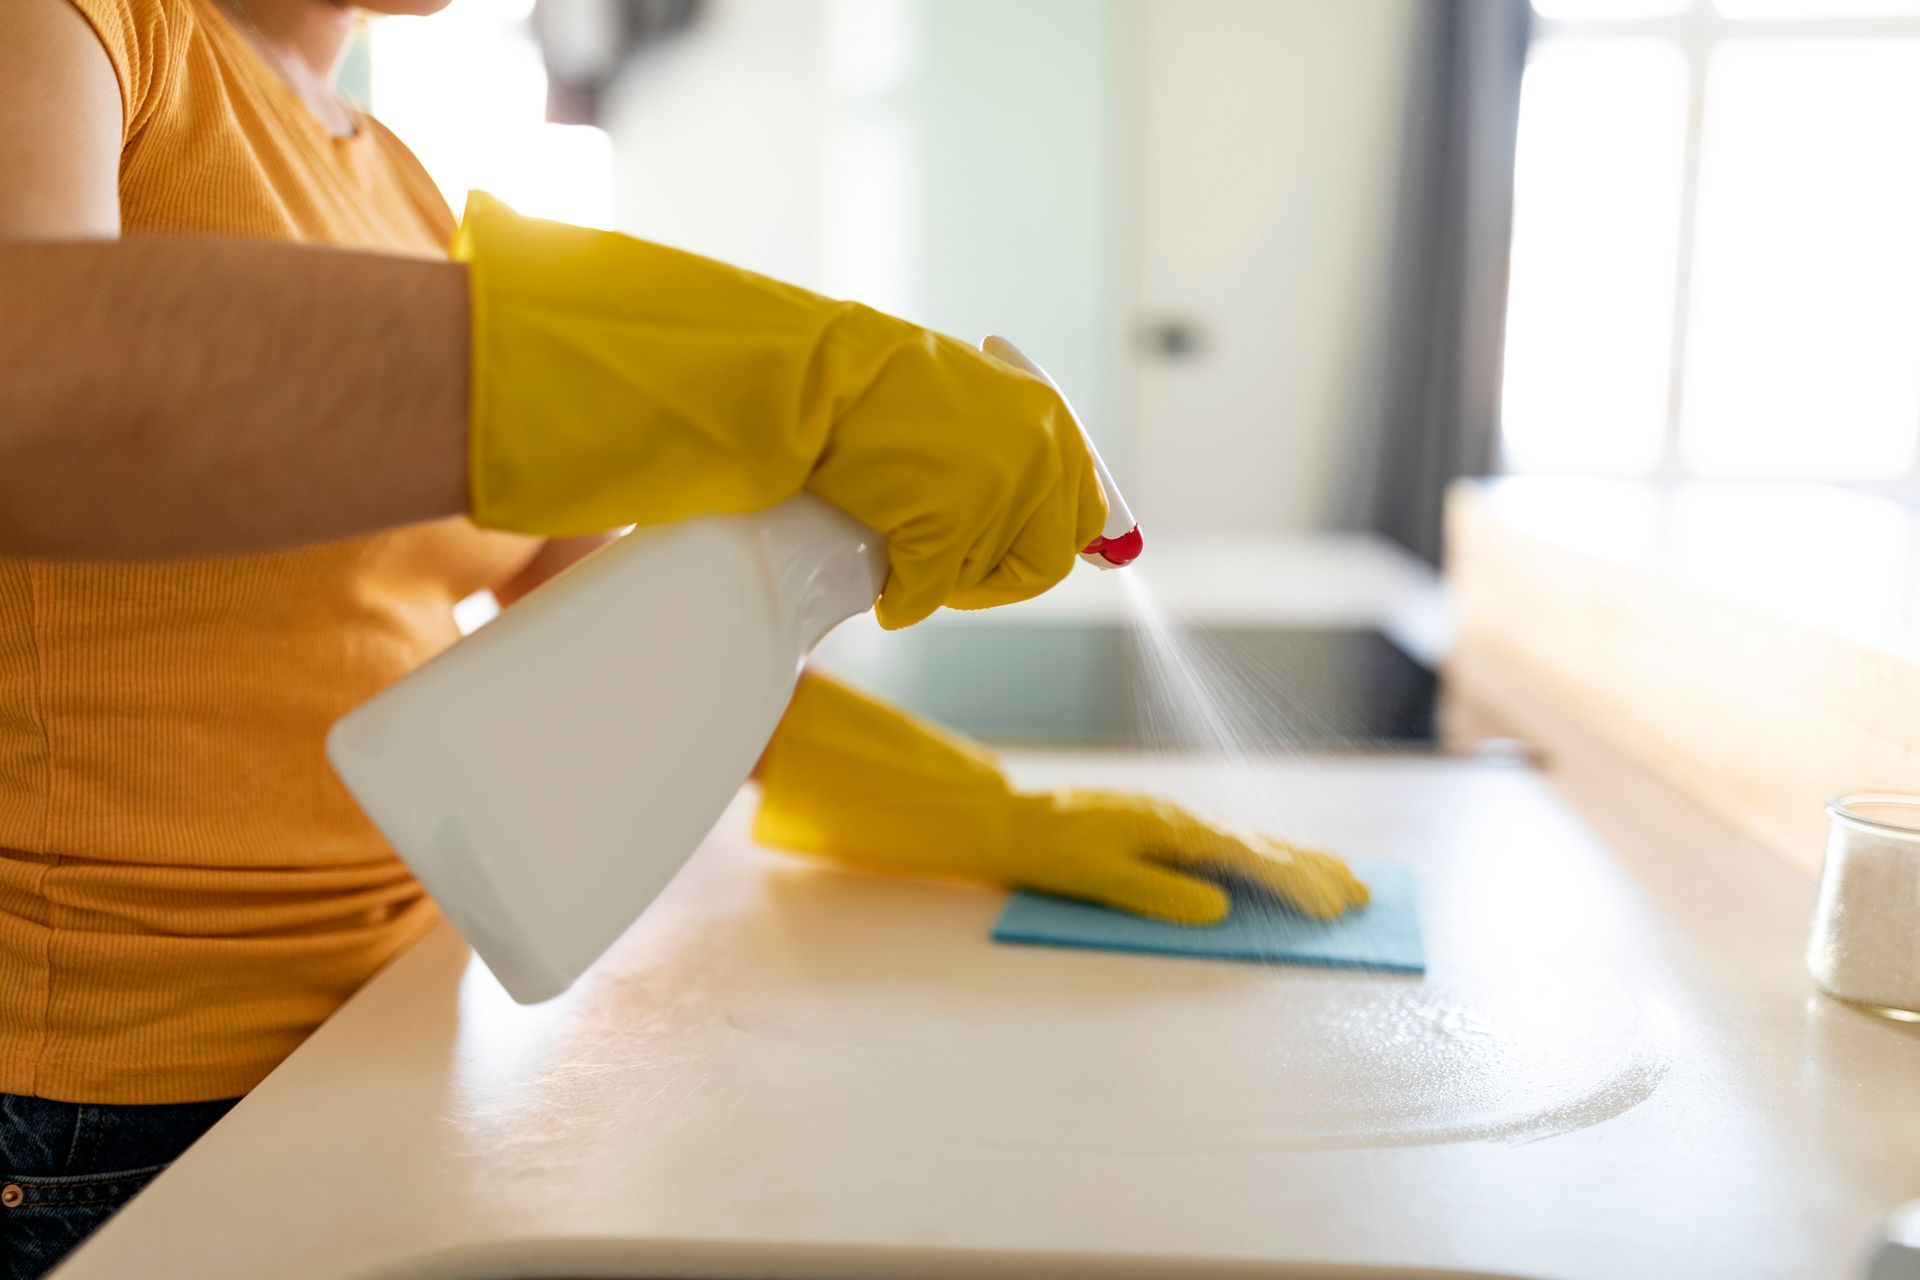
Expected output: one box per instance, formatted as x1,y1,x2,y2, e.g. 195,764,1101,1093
0,239,472,558
0,0,118,238
0,0,472,561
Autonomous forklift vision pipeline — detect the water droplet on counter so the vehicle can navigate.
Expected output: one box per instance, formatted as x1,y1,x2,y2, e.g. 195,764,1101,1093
869,976,1673,1153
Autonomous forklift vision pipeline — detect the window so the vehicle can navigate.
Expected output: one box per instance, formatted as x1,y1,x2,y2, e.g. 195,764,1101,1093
1500,1,1920,491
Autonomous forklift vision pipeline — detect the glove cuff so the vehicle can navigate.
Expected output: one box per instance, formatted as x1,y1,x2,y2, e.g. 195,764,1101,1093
753,673,1019,873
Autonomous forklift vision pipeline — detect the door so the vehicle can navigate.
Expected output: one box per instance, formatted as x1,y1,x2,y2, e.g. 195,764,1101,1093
1126,0,1416,535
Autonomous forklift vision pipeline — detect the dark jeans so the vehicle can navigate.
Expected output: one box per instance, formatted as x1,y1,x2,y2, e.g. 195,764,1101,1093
0,1093,237,1280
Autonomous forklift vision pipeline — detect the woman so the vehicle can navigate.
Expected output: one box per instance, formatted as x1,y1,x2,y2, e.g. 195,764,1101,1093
0,0,1368,1273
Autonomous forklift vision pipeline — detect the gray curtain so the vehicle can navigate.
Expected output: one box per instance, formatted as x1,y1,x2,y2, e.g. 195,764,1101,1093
1353,0,1531,565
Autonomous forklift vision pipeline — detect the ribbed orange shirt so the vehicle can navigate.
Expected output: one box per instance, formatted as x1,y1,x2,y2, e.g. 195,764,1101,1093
0,0,538,1103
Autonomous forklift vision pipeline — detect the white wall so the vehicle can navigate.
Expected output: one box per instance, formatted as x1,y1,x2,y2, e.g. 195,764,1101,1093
916,1,1122,449
605,0,829,285
1124,0,1418,535
605,0,1122,446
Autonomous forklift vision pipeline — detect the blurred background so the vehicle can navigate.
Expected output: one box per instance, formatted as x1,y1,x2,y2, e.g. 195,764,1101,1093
354,0,1920,750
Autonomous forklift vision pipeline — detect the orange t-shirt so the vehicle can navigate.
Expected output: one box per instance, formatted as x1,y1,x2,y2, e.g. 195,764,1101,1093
0,0,538,1103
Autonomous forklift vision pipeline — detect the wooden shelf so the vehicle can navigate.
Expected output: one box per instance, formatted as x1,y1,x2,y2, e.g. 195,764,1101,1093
1445,477,1920,876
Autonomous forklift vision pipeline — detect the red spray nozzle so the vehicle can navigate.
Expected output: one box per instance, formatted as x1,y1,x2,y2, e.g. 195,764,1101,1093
1083,524,1144,568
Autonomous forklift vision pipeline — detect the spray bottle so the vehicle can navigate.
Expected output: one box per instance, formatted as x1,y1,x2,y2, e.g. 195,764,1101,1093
326,338,1140,1003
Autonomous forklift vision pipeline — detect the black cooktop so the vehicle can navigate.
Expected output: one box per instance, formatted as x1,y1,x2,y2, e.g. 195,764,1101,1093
826,625,1437,751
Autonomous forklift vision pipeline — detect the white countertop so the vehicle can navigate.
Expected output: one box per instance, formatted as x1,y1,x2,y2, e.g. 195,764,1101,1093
54,750,1920,1280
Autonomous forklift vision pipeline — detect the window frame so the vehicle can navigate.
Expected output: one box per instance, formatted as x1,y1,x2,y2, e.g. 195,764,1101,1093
1513,1,1920,498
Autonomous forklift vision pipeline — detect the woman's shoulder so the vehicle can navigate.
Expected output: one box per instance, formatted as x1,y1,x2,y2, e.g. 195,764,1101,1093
60,0,197,143
359,115,460,247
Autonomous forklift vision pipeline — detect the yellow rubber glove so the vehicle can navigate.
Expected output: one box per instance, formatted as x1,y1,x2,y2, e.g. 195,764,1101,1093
452,193,1105,629
754,673,1371,924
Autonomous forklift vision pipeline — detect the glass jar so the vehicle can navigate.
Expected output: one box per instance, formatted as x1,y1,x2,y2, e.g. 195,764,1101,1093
1807,794,1920,1020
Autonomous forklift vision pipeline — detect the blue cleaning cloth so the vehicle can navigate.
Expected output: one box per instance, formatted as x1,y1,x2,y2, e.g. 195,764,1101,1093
991,860,1424,974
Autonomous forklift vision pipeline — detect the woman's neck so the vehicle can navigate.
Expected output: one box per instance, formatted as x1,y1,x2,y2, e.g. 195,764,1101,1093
217,0,360,135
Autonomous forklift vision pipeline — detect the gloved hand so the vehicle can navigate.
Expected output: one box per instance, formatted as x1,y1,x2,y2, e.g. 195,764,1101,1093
754,673,1371,924
452,193,1105,629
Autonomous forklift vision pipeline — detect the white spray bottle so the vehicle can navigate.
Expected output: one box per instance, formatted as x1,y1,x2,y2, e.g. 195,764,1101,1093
326,337,1140,1003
